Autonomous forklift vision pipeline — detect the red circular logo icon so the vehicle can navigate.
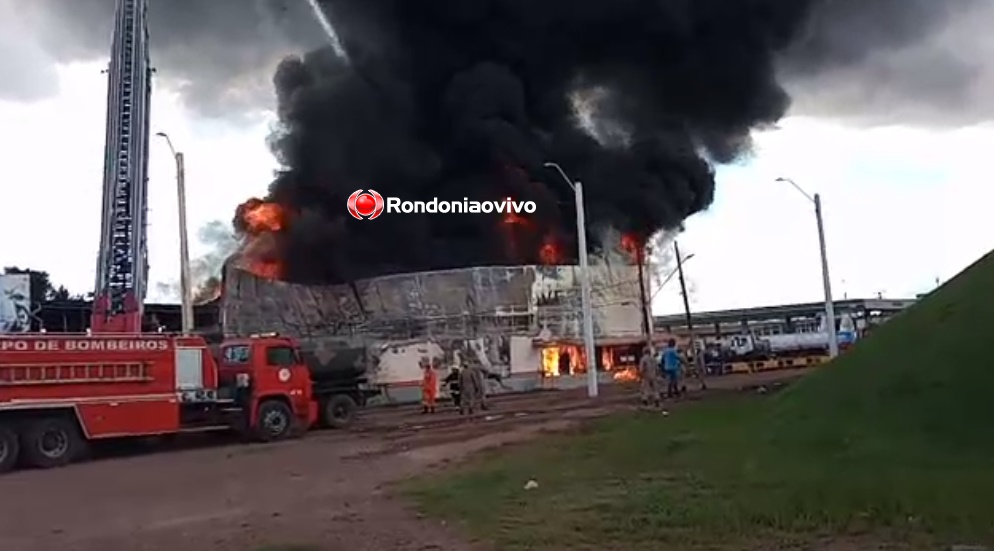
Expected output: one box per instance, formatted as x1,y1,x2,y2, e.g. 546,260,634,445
355,194,378,216
347,189,385,220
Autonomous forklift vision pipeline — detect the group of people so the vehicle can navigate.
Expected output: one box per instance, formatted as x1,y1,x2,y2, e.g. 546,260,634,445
419,358,494,416
419,340,690,414
638,338,687,408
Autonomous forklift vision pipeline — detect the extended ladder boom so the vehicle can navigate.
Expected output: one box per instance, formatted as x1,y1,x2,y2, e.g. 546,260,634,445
92,0,152,334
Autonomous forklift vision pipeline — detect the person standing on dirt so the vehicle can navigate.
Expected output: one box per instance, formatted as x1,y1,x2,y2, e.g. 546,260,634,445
420,358,439,414
661,338,683,398
443,366,462,409
638,345,661,407
458,365,483,415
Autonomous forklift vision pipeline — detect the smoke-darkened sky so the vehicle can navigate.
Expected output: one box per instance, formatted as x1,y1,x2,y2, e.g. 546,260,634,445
3,0,993,286
1,0,991,126
251,0,991,283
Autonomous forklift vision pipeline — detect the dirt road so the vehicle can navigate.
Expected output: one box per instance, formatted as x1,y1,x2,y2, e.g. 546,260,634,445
0,369,808,551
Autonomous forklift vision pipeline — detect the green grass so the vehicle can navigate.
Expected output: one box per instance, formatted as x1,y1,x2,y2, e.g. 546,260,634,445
402,250,994,550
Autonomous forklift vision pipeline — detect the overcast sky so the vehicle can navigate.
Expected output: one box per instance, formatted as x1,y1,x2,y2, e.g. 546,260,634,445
1,0,992,316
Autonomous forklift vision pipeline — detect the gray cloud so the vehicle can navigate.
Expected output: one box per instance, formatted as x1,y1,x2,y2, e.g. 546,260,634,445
0,2,59,101
10,0,325,117
1,0,991,127
782,0,994,127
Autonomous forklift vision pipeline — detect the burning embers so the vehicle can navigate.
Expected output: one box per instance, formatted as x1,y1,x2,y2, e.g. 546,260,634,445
233,198,287,280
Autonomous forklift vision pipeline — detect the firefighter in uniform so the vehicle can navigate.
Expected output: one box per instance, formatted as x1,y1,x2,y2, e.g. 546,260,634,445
443,366,462,409
458,364,483,415
420,357,438,414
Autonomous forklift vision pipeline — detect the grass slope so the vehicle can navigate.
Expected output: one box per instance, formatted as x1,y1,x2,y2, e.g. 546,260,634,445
404,251,994,550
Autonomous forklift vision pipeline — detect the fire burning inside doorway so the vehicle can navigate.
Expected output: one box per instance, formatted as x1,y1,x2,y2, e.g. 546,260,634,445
539,343,641,381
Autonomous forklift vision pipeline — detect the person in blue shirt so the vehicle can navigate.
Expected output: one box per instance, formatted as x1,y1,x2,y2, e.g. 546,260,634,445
660,338,683,398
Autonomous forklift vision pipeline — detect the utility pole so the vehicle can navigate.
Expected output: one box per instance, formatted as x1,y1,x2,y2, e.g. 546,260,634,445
545,162,598,398
674,241,706,390
635,241,652,348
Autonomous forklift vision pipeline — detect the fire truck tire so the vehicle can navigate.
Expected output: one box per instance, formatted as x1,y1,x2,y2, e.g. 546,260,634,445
20,417,85,469
255,400,294,442
322,395,357,429
0,425,19,474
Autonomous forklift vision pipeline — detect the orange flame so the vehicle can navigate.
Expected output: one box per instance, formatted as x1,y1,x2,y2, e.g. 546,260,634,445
540,345,584,377
620,233,641,258
539,238,563,265
612,368,639,382
236,198,287,280
541,347,560,377
241,198,285,233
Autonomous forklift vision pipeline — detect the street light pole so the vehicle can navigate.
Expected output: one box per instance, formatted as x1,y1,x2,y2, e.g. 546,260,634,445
545,162,598,398
776,178,839,358
813,193,839,358
156,132,194,335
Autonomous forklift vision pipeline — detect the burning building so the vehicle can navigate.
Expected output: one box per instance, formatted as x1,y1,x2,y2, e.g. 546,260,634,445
212,0,891,400
225,194,665,401
221,248,662,401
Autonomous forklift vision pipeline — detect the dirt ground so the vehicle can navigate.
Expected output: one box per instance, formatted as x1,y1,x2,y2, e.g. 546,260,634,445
0,369,809,551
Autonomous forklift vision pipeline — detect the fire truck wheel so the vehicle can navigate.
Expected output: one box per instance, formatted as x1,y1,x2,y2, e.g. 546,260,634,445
322,395,357,429
20,417,85,469
255,400,294,442
0,425,19,474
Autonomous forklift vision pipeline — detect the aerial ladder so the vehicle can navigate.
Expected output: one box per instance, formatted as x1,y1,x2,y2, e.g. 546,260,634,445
91,0,153,333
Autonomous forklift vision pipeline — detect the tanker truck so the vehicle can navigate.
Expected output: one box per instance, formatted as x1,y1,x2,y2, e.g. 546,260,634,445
208,333,380,429
722,313,858,361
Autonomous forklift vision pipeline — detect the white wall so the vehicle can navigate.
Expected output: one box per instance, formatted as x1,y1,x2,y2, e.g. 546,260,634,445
509,335,542,374
375,340,442,384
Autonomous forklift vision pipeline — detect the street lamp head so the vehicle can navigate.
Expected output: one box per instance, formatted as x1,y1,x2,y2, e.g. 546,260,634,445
155,131,167,138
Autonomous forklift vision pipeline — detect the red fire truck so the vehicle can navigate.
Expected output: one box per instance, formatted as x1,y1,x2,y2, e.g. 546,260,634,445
0,332,318,474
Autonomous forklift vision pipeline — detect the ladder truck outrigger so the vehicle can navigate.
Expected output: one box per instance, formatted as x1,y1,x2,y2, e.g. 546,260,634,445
0,0,364,474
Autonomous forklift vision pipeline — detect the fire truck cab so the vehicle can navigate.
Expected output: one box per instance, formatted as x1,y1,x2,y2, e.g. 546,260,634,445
0,333,317,474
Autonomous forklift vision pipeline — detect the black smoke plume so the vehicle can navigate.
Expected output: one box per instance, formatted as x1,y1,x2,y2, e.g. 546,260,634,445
264,0,831,284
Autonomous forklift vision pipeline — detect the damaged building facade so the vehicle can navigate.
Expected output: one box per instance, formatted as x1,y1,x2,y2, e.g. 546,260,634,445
221,260,660,403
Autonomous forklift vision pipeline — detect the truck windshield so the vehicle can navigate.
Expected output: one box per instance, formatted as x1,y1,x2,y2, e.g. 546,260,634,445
222,345,251,365
266,346,298,367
